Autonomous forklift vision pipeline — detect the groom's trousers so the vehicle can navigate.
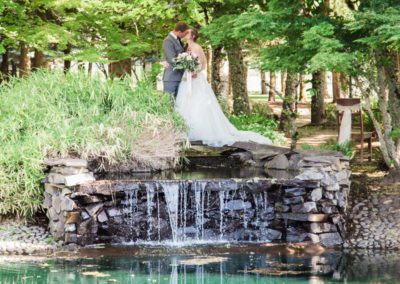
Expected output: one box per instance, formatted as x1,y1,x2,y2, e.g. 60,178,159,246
164,81,180,98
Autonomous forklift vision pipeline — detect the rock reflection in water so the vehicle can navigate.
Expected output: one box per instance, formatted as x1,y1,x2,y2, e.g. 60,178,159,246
2,248,400,283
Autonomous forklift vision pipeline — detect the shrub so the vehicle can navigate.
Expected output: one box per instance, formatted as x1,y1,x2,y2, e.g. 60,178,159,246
229,113,286,145
0,71,185,218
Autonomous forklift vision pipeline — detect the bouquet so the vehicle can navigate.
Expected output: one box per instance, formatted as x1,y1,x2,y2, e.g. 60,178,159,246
172,52,201,73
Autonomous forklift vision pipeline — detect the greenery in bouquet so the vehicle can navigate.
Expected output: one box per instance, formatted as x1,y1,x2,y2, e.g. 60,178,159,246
172,52,201,72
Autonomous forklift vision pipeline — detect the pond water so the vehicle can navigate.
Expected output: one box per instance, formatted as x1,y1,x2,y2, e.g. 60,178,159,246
1,245,400,283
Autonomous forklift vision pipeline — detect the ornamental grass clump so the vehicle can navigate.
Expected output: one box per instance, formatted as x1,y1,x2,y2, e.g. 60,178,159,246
0,71,185,218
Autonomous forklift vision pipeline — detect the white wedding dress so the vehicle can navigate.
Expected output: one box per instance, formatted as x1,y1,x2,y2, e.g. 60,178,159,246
175,70,272,147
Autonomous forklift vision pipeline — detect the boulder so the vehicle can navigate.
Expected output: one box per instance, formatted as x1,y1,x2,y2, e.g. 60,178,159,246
310,223,337,234
277,213,329,222
319,232,343,247
264,154,289,170
64,173,95,186
285,187,306,197
291,202,317,213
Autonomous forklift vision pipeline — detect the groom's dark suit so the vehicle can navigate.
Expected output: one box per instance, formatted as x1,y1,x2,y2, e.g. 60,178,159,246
163,33,185,97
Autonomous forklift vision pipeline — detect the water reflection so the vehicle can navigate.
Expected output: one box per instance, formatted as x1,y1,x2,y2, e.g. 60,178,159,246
1,247,400,283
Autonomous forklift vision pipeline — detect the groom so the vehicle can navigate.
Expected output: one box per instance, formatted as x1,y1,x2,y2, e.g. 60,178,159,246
162,22,189,98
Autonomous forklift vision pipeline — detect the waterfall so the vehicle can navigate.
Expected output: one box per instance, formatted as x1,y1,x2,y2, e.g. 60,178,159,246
219,189,225,240
161,182,180,243
146,184,155,241
193,181,206,241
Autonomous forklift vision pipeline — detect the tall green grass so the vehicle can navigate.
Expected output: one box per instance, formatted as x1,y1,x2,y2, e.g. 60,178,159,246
0,71,185,218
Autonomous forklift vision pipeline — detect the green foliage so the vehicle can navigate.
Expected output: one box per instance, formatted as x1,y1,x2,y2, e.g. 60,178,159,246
229,113,286,145
0,71,184,218
301,140,355,158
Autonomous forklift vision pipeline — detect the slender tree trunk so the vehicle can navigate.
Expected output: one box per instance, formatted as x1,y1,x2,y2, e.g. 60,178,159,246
109,59,132,78
18,42,29,77
226,44,250,114
32,49,46,71
268,72,276,101
261,71,267,94
311,71,326,124
211,46,224,97
332,71,341,102
1,49,9,81
63,45,72,73
206,47,211,83
298,74,306,102
279,72,298,149
281,72,286,94
88,62,93,75
340,74,349,97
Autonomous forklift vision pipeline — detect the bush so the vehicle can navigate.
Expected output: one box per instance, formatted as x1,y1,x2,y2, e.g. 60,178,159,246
229,113,286,145
0,71,185,218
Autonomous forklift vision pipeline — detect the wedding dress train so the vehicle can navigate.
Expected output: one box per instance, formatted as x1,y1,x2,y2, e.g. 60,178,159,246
175,71,272,147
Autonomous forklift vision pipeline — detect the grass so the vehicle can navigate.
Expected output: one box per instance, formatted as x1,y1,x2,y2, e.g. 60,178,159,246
0,71,185,218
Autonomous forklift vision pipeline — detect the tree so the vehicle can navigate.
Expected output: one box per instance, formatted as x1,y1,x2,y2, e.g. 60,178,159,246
268,72,276,101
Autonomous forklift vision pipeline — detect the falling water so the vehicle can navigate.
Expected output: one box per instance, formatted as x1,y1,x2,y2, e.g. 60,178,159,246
193,181,207,240
146,184,155,241
219,189,225,240
161,182,180,243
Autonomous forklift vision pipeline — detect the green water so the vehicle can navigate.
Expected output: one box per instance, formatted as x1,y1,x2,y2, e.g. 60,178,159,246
0,245,400,283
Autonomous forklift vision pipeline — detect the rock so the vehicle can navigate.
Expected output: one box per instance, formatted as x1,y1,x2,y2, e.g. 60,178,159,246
97,210,108,223
52,196,62,214
283,196,304,205
61,197,77,212
265,229,282,240
296,168,325,181
51,166,89,175
225,200,252,211
310,223,337,233
64,173,95,186
319,232,343,247
275,203,290,213
291,202,317,213
264,154,289,170
86,203,103,216
308,233,320,244
61,188,73,196
44,158,88,168
310,188,322,202
64,224,76,233
277,213,329,222
43,192,52,209
66,212,81,224
64,233,77,244
81,210,90,220
47,173,65,184
285,187,306,197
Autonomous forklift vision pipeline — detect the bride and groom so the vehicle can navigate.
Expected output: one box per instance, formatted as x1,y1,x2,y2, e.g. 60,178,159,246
163,22,271,147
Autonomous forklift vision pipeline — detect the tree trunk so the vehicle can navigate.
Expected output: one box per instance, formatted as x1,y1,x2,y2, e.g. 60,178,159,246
18,42,29,77
340,74,349,97
226,44,250,114
64,45,72,73
211,46,224,97
88,62,93,75
279,72,298,149
206,47,212,83
281,72,286,94
311,71,326,124
108,59,132,78
32,49,46,71
261,71,267,95
268,72,276,101
1,49,9,81
298,74,306,102
332,71,341,102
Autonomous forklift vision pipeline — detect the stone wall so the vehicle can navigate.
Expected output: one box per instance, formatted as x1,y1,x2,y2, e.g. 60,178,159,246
43,151,350,247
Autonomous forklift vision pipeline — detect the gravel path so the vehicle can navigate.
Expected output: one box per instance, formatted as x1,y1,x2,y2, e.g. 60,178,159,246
0,222,62,255
345,178,400,250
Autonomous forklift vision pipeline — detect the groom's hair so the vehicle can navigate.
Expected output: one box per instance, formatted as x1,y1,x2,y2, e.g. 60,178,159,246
174,22,189,32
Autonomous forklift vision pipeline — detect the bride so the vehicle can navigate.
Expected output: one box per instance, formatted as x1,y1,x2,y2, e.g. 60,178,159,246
175,29,272,147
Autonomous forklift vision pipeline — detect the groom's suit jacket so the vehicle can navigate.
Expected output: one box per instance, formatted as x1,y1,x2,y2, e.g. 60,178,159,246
163,33,185,82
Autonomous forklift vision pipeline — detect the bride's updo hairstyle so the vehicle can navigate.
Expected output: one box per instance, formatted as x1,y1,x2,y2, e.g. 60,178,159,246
190,29,199,42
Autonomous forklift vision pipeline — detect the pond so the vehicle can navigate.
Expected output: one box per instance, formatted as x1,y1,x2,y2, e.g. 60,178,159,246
1,245,400,283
